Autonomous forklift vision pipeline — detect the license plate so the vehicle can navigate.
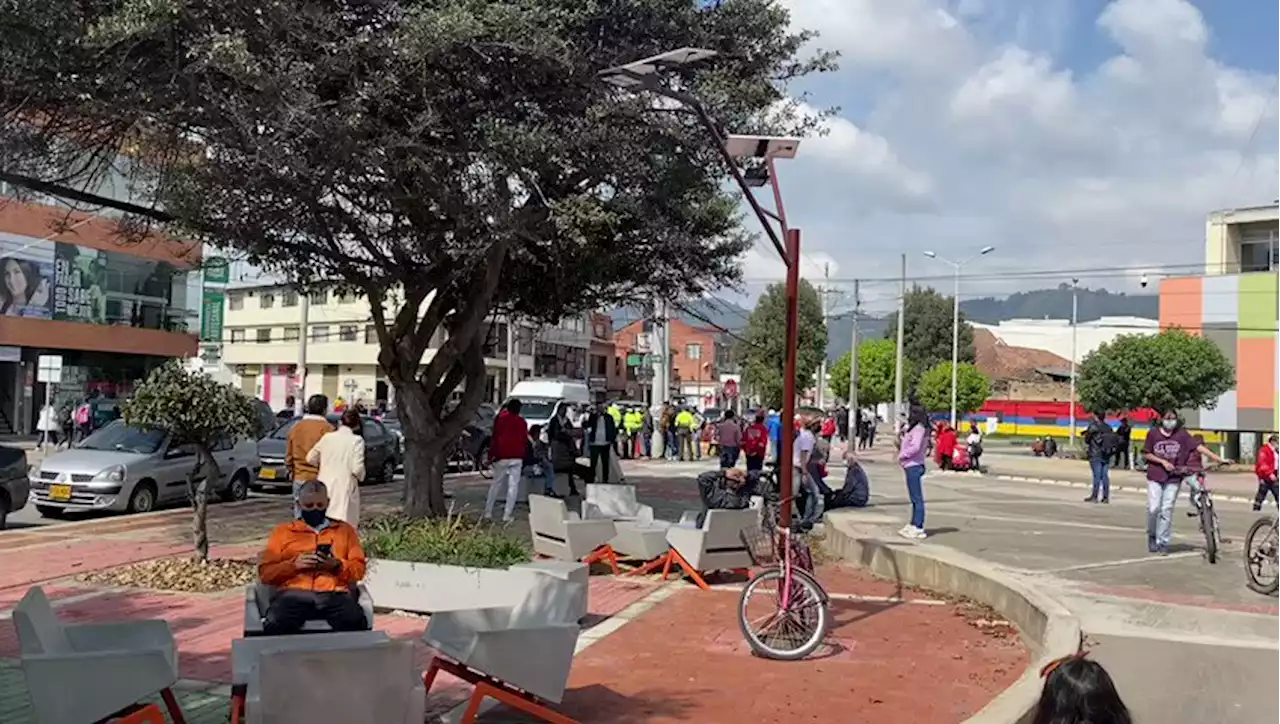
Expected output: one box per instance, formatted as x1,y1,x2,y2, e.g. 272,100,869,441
49,484,72,502
259,468,277,480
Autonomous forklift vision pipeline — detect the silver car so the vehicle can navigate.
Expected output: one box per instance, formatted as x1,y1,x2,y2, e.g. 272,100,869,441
28,420,261,518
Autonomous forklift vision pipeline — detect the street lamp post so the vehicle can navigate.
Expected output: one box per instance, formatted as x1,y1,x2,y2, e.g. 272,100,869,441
922,246,994,426
598,49,803,527
1068,278,1080,444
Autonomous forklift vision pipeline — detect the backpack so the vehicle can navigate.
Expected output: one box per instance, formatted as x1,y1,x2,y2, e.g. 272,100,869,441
1100,428,1123,456
74,404,91,426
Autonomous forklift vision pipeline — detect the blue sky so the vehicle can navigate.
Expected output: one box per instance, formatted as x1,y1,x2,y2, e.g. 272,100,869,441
733,0,1279,314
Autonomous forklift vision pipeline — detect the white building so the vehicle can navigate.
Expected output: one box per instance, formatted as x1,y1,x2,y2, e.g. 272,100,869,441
972,316,1159,364
216,282,593,411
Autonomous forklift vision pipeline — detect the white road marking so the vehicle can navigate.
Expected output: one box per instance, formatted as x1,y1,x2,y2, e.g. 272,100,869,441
1040,551,1203,573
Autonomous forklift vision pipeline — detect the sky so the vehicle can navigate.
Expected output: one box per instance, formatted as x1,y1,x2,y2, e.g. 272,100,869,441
732,0,1280,315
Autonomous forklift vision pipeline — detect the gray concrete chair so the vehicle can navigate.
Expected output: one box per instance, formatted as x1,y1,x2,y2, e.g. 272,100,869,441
13,586,187,724
246,640,425,724
242,583,375,636
628,509,756,591
580,483,655,522
422,575,584,705
529,493,619,573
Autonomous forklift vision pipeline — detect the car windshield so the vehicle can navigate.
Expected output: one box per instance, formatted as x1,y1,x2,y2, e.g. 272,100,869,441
515,397,558,420
77,421,166,454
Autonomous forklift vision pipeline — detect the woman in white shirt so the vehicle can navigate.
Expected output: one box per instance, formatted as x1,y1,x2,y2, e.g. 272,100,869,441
966,422,984,470
306,408,366,525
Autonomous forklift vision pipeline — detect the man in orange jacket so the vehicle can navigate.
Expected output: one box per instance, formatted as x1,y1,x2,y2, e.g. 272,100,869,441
258,480,368,635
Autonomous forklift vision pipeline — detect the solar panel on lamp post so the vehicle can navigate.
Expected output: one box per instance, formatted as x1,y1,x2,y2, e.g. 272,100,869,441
598,51,804,527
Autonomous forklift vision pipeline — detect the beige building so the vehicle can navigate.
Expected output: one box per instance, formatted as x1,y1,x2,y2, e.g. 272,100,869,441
1204,203,1279,275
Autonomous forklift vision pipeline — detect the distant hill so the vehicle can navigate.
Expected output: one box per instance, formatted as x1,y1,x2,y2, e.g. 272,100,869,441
607,297,751,332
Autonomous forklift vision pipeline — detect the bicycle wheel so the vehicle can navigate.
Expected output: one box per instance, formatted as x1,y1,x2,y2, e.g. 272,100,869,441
1244,516,1279,595
1200,499,1219,564
737,566,829,661
476,445,493,480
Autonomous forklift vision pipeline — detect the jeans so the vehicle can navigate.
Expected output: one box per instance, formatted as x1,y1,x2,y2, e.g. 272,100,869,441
1256,479,1279,508
642,431,652,458
484,459,523,521
665,430,678,459
1147,478,1184,549
678,431,694,461
262,589,367,636
745,454,764,472
589,445,612,484
719,446,740,468
797,466,824,526
903,464,925,530
1089,458,1111,500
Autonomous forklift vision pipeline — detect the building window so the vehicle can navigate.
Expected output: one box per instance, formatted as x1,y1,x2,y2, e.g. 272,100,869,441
282,290,299,307
256,328,271,344
309,290,327,305
339,325,358,342
364,325,378,344
260,293,275,309
229,294,244,311
230,328,245,343
686,343,702,360
311,325,328,342
283,326,300,342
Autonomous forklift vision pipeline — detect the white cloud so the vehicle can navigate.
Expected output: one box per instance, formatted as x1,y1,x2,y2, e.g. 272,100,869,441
755,0,1279,312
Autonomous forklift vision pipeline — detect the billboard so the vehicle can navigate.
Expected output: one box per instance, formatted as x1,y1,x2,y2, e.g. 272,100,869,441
52,242,107,324
0,233,55,319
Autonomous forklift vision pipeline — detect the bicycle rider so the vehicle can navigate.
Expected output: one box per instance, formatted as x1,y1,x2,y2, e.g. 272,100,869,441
1183,434,1231,518
1142,410,1198,554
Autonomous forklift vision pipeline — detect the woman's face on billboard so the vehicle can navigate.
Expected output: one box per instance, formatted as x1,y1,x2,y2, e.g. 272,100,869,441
3,259,27,299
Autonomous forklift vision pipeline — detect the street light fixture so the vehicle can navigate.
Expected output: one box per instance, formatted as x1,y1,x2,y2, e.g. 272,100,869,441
598,50,804,527
1068,277,1080,444
921,246,996,426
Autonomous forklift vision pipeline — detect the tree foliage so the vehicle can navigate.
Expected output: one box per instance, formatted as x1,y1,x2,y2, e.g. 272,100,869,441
0,0,835,516
828,339,903,406
123,361,262,561
916,362,990,416
883,286,975,382
1077,329,1235,414
738,280,827,409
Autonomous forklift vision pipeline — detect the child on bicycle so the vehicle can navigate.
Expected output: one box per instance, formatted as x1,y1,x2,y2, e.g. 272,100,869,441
1183,434,1230,517
1032,653,1131,724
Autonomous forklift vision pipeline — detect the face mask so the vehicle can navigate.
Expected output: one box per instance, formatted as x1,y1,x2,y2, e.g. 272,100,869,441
299,508,327,527
1161,419,1177,431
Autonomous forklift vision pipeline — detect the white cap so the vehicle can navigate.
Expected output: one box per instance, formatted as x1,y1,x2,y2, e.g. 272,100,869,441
768,409,777,415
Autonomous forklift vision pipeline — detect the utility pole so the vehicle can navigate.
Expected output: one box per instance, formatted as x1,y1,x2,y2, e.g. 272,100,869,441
505,316,517,397
847,279,860,436
1068,279,1080,445
893,254,906,431
650,298,667,458
817,263,829,409
949,263,961,427
295,291,309,416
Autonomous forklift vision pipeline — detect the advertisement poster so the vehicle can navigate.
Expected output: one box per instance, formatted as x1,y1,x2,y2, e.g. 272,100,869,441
52,242,107,325
0,233,55,319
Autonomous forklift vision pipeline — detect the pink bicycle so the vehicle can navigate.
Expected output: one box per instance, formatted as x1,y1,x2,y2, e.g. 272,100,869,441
738,490,830,660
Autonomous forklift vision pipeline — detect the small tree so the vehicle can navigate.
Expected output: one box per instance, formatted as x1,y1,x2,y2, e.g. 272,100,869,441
1077,329,1235,414
828,339,904,406
738,280,828,409
883,286,975,384
123,362,262,562
917,362,990,417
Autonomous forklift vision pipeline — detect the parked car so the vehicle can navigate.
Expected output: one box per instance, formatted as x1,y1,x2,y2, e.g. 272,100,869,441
28,421,261,518
0,444,30,529
253,415,399,491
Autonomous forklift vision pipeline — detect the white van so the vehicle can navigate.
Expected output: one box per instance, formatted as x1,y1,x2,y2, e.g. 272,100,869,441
506,379,592,429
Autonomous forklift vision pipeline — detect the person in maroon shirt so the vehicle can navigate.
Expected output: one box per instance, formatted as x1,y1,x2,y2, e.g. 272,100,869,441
484,399,529,522
1142,410,1196,554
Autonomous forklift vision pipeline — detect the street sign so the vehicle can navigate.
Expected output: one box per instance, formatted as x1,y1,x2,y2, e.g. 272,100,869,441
588,376,607,391
635,367,653,381
37,355,63,384
723,379,739,397
626,353,642,367
203,256,230,284
200,289,225,342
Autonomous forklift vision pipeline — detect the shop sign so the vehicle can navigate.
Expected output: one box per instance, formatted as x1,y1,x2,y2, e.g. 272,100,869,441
200,289,225,342
203,256,230,284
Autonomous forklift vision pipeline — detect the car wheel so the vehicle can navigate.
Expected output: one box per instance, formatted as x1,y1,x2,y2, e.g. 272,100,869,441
127,482,157,514
36,505,67,519
381,457,396,483
222,471,250,502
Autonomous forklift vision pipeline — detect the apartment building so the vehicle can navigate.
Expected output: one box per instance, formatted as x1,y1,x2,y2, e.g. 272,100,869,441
613,317,722,407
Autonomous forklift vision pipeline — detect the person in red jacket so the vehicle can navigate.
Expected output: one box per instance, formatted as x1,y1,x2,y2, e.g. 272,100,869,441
742,411,769,472
935,423,957,470
1255,434,1278,511
485,399,529,522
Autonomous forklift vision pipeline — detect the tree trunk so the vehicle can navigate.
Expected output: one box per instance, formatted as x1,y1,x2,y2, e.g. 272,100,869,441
402,437,449,518
187,445,221,563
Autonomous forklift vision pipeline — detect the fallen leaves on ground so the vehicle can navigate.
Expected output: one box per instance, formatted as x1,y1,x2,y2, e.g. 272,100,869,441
78,557,258,593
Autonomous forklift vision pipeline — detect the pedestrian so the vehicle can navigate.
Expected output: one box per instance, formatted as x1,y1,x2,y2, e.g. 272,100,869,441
867,413,878,447
935,423,957,470
584,403,618,484
1032,653,1132,724
640,407,654,458
1140,409,1197,554
766,408,782,463
830,444,870,509
675,406,696,461
1112,415,1132,469
897,403,929,540
547,406,585,496
836,406,849,443
661,403,678,461
484,398,527,522
1254,434,1278,510
1082,412,1115,504
794,415,822,531
820,414,836,443
716,409,742,468
525,424,556,497
743,411,769,472
623,406,643,460
286,394,335,516
305,407,365,526
36,401,60,448
966,421,984,470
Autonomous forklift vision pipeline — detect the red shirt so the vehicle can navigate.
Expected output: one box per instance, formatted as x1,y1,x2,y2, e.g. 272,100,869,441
743,422,769,457
491,409,529,461
1258,444,1278,481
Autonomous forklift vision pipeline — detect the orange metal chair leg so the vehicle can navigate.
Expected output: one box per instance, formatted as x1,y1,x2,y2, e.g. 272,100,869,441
582,544,620,575
623,551,670,577
114,704,167,724
159,688,187,724
668,548,711,590
426,655,579,724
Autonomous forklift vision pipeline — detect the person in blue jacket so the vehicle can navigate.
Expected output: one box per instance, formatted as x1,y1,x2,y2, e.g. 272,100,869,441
765,409,782,463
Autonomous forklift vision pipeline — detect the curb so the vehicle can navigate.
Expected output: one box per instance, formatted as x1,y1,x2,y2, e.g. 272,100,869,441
823,510,1081,724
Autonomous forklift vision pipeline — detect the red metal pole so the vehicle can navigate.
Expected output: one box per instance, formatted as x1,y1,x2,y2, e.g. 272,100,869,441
778,228,801,529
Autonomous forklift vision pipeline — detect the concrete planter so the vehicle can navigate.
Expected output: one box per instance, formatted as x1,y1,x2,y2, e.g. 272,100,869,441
365,558,588,620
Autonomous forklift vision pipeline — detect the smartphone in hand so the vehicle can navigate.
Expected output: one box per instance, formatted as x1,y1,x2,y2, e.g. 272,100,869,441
316,543,333,558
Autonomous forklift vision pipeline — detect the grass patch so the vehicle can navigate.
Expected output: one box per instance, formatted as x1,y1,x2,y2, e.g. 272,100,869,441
362,511,532,569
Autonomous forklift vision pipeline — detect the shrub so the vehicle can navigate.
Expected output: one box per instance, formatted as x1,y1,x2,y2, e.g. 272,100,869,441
361,511,531,569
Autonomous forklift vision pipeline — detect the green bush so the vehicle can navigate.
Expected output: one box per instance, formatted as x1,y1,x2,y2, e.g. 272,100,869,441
361,512,532,569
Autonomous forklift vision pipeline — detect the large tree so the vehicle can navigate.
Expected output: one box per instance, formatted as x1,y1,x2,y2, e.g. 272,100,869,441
828,339,904,406
0,0,834,516
883,286,975,383
738,279,827,409
916,361,991,416
1077,329,1235,414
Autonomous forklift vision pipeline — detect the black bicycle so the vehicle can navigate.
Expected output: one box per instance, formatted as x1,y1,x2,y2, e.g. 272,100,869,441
1177,463,1227,564
1245,514,1278,595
